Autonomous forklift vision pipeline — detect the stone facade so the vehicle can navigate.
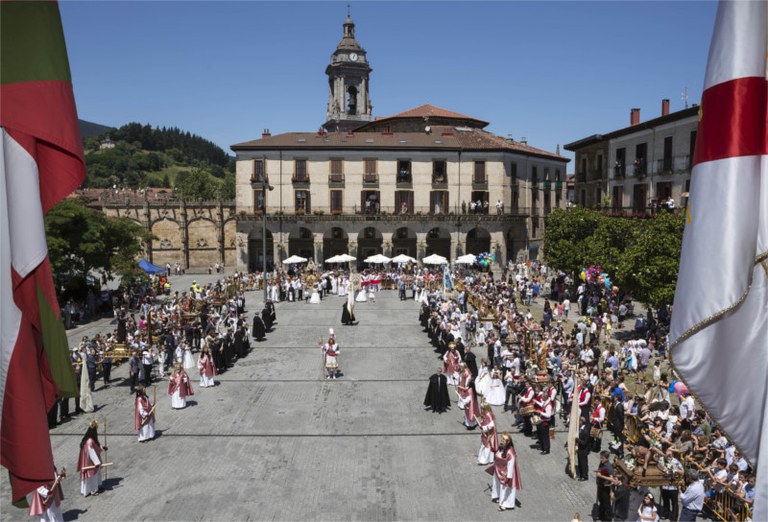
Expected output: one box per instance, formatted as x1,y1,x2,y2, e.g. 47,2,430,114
101,197,237,271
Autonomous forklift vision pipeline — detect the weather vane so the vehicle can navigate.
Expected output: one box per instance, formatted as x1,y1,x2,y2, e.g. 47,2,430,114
347,4,351,17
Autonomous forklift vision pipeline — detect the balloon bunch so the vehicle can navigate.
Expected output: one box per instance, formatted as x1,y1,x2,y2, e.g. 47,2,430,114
476,252,495,268
580,265,614,290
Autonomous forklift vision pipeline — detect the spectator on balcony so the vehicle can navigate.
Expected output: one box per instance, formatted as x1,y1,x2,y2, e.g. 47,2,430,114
401,201,408,215
462,200,467,214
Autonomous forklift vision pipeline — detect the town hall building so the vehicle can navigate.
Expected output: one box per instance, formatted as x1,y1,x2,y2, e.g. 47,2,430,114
231,14,569,271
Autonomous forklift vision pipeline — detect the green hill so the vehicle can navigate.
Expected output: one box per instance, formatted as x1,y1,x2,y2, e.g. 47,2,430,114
79,119,113,138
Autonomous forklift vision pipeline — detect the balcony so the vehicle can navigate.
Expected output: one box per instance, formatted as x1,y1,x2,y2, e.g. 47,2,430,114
291,174,309,187
396,172,412,187
431,174,448,188
590,168,606,181
362,173,378,187
472,175,488,189
576,171,586,183
653,155,691,175
328,173,345,186
237,206,535,223
250,174,267,184
612,165,626,179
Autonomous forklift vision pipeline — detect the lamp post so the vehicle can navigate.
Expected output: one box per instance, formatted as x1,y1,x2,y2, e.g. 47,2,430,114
260,178,274,304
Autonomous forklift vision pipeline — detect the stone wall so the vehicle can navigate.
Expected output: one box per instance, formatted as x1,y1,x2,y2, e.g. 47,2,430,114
102,199,237,271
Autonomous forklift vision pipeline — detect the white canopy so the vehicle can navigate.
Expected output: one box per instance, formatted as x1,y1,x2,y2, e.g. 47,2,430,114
364,253,391,264
422,253,449,265
326,253,356,263
391,254,417,264
282,255,308,264
455,254,477,265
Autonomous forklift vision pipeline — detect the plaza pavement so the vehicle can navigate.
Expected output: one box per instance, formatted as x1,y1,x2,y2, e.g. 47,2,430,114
1,279,600,521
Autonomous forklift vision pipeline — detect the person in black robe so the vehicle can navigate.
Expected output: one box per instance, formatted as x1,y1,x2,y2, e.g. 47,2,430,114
266,301,276,324
340,302,356,325
262,307,273,331
116,307,127,343
423,368,450,413
233,326,246,359
252,314,266,341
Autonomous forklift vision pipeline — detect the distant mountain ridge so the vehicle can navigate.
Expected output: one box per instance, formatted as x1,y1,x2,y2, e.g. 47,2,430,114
79,119,113,138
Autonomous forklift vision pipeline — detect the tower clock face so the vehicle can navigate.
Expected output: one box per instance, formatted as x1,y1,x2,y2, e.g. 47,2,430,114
349,52,358,62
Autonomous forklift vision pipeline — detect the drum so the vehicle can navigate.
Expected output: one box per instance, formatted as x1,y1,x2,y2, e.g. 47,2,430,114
531,414,542,426
520,405,536,416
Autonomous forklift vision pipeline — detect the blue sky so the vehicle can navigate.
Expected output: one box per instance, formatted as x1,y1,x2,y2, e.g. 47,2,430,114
60,1,718,166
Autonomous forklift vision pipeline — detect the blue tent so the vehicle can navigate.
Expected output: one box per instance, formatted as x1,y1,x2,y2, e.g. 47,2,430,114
138,258,166,275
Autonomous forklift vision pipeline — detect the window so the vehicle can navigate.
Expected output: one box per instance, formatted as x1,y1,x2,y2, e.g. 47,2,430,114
689,131,697,168
510,162,518,182
395,190,414,214
544,191,551,214
254,189,265,211
615,148,626,177
634,143,647,175
633,183,647,213
330,159,343,182
612,186,623,211
397,160,412,183
294,159,307,182
295,190,310,213
470,191,489,214
663,136,673,172
252,159,265,182
347,86,358,115
330,190,343,213
596,155,603,177
580,158,586,181
531,166,539,212
473,161,486,184
429,191,449,214
364,159,377,183
432,160,447,184
361,190,380,214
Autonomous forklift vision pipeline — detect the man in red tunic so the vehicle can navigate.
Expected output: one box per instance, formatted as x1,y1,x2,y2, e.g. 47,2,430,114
135,386,155,442
168,363,194,409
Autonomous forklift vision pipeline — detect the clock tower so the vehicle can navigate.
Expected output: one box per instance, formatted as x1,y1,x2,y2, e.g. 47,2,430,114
324,13,373,131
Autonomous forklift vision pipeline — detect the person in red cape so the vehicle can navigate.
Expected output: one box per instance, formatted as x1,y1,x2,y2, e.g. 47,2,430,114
477,402,499,465
134,386,155,442
77,420,106,497
485,432,522,511
28,466,65,521
168,363,194,409
457,363,479,430
198,345,217,388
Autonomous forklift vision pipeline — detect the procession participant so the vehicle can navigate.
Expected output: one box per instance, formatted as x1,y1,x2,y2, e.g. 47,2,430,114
198,346,217,388
485,367,506,407
576,415,591,481
442,342,461,386
77,420,106,497
591,398,606,453
578,379,592,421
424,367,450,413
252,312,266,341
535,385,553,455
457,363,479,429
321,330,340,379
262,304,274,331
134,386,155,442
28,466,65,522
486,432,522,511
477,402,499,465
517,379,536,436
168,363,194,409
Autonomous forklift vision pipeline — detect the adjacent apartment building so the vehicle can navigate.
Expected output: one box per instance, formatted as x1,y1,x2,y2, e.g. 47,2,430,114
231,15,569,271
565,101,698,213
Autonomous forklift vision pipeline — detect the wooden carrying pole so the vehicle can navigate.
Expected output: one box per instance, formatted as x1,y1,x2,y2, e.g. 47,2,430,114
102,415,108,480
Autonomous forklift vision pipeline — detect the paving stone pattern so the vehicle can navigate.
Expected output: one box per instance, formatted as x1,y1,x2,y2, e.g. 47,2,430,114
1,283,599,521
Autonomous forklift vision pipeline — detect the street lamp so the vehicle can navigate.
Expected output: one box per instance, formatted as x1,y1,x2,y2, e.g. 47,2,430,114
260,180,274,304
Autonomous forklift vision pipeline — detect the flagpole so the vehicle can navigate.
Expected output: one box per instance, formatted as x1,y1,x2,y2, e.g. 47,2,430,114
102,415,108,481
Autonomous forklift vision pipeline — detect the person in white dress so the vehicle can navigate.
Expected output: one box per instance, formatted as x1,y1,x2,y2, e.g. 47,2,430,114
309,283,321,304
168,364,194,409
182,343,195,371
475,359,492,397
485,367,506,406
77,421,105,497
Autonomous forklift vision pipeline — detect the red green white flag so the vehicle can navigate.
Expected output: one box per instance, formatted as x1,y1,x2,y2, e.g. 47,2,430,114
0,1,85,503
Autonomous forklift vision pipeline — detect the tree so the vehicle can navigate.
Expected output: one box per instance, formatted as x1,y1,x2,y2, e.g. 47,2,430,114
542,208,603,274
174,167,219,201
45,198,152,293
585,216,639,277
616,212,685,308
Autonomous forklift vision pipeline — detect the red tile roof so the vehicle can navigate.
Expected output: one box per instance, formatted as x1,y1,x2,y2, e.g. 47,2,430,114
387,104,485,123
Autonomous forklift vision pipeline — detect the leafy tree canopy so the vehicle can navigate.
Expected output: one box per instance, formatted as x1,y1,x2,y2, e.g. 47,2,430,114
46,198,153,289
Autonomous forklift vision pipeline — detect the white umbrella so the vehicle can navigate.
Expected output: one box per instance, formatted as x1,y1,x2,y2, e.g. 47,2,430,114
326,253,356,263
282,255,308,264
391,253,416,264
364,253,391,264
422,253,448,265
455,254,477,265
